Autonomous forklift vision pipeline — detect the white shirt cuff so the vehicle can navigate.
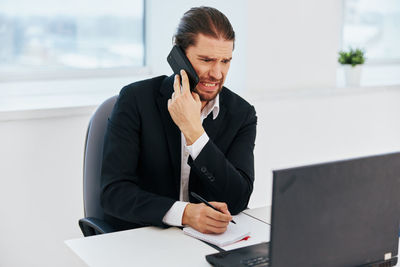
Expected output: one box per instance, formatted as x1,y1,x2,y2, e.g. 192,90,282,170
162,201,189,227
185,132,209,160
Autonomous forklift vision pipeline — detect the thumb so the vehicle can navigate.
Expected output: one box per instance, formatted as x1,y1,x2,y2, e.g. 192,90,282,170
192,92,201,103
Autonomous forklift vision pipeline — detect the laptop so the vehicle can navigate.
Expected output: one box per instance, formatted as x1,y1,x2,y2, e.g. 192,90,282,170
206,152,400,267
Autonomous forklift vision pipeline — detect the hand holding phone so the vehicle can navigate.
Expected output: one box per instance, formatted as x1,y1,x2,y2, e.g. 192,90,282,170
167,45,199,91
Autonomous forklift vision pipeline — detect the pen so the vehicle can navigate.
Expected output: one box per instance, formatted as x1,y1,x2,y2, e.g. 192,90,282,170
190,192,236,224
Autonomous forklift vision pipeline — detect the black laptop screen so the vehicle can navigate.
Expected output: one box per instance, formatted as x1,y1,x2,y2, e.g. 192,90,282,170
269,152,400,267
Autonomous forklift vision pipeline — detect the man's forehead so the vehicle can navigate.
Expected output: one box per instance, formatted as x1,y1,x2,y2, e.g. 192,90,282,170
190,33,233,58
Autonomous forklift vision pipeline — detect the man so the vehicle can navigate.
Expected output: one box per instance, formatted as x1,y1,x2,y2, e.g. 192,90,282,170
101,6,257,234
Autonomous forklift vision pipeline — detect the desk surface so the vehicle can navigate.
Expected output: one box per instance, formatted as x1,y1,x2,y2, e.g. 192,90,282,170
243,206,271,224
66,207,400,267
66,208,270,267
65,226,218,267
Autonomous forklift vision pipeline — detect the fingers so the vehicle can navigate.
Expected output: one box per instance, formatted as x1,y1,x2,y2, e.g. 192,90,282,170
182,202,233,234
208,202,231,218
172,70,191,99
180,69,191,94
203,223,228,234
203,205,232,234
173,74,181,96
210,202,231,216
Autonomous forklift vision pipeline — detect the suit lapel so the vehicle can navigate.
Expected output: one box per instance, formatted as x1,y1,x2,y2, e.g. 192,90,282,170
156,76,181,194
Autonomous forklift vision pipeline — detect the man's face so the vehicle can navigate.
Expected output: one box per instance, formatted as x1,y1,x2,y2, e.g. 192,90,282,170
185,34,233,102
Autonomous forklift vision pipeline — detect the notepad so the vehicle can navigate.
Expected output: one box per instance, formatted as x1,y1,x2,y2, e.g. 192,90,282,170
183,223,250,247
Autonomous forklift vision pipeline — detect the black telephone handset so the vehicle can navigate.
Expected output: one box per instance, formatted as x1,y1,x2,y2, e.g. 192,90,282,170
167,45,199,91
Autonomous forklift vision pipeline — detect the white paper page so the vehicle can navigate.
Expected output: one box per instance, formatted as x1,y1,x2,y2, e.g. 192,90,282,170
222,212,270,251
183,221,250,247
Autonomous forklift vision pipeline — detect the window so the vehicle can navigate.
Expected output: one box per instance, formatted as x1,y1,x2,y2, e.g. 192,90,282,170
342,0,400,64
0,0,145,79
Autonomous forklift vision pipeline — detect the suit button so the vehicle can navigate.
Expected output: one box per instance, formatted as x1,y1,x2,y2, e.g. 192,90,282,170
201,167,207,173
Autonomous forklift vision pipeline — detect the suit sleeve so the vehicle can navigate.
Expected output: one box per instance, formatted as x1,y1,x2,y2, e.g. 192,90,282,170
100,87,175,228
188,105,257,215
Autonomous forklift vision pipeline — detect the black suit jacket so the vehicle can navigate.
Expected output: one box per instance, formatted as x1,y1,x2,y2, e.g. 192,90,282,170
100,75,257,231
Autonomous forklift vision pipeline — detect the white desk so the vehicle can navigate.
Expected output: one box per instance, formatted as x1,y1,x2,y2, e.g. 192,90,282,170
65,209,270,267
66,207,400,267
65,226,218,267
243,206,271,224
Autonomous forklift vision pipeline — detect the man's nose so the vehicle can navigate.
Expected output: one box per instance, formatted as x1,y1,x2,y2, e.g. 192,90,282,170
209,63,223,80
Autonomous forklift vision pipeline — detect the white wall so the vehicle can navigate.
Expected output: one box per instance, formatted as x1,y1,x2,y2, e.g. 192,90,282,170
1,1,400,266
247,0,342,93
0,113,92,267
248,88,400,208
147,0,343,93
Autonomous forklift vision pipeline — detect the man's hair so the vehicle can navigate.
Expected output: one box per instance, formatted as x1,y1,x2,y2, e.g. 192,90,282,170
173,6,235,51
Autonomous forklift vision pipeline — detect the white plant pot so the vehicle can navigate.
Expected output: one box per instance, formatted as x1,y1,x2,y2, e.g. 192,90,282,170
343,64,362,87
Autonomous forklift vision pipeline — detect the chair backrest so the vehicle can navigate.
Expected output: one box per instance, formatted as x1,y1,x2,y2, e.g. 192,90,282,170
83,95,118,219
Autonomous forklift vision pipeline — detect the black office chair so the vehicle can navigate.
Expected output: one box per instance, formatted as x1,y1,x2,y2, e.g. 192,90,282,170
79,95,118,237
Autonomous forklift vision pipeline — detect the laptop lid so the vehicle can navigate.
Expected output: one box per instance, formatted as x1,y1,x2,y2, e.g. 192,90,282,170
269,152,400,267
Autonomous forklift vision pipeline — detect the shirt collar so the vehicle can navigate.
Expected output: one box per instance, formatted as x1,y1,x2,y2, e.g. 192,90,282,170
201,94,220,120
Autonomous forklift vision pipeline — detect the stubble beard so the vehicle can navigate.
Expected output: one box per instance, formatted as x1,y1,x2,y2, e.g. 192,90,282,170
194,86,223,102
193,77,224,102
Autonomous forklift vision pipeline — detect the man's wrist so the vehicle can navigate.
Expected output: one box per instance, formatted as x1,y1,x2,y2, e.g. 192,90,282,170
182,203,194,225
183,127,205,146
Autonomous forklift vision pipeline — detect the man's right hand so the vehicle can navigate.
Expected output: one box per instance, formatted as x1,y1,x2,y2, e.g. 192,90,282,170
182,202,233,234
167,71,204,146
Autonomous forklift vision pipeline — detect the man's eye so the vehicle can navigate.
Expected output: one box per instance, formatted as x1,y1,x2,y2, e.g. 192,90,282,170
222,59,231,64
202,59,212,62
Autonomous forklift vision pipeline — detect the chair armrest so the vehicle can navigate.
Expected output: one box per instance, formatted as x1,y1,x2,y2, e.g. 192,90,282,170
79,217,115,237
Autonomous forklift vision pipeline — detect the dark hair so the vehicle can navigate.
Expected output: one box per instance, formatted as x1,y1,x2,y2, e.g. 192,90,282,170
173,6,235,51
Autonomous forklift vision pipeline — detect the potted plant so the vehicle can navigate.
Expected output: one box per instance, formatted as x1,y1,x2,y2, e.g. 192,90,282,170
338,48,366,87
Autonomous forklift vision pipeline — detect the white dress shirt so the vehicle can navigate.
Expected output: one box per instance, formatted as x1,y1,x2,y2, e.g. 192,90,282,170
162,94,220,226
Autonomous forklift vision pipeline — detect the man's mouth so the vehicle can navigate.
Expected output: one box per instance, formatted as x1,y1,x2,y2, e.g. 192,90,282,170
203,83,217,87
198,81,220,91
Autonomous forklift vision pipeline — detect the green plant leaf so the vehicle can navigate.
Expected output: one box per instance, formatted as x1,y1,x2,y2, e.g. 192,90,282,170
338,47,366,66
